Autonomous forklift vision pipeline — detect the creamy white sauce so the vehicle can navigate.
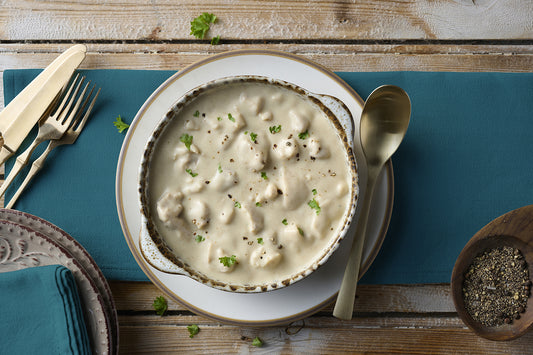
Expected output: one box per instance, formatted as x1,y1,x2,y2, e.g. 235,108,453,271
148,81,354,286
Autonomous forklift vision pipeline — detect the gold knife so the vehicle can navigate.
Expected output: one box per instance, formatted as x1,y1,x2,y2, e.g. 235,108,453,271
0,44,87,165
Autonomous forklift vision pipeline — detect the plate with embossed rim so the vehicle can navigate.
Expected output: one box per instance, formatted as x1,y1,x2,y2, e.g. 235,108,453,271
0,218,114,354
116,49,394,325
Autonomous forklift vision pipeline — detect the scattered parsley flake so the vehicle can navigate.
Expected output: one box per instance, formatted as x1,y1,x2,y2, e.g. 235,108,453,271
217,116,222,121
219,255,237,267
298,130,309,139
312,188,317,195
193,110,200,117
234,201,241,208
195,235,205,243
186,168,198,177
269,125,281,134
218,164,223,173
261,172,268,180
256,202,262,207
180,133,193,150
228,113,235,122
250,132,258,143
308,198,321,215
210,35,220,45
152,296,168,316
282,218,288,225
113,115,129,133
187,324,200,338
190,12,217,39
252,337,263,347
298,227,304,236
257,237,264,245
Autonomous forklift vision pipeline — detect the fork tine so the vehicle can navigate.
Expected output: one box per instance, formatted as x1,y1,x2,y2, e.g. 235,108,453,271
73,86,100,134
56,76,85,126
51,73,81,120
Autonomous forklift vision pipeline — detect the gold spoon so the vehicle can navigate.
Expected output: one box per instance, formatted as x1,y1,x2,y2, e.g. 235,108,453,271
333,85,411,320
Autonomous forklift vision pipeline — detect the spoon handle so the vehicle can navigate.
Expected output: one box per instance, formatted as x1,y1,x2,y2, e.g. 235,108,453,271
333,164,381,320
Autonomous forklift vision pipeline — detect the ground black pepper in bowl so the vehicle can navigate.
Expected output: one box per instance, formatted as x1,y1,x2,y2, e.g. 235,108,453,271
462,246,531,327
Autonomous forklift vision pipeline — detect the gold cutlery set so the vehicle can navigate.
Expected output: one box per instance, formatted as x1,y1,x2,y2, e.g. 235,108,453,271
0,44,99,208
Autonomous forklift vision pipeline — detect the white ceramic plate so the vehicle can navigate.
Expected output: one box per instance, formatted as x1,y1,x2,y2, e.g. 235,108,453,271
0,209,118,354
0,218,113,354
116,50,393,325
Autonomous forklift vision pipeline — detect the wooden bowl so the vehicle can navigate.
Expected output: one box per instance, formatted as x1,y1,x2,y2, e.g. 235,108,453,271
451,205,533,341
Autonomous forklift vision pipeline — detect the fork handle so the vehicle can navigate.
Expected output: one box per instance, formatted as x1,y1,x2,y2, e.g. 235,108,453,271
0,138,43,200
5,142,54,209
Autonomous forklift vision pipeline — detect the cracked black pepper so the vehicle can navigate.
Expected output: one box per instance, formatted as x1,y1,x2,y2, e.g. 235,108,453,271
463,246,531,327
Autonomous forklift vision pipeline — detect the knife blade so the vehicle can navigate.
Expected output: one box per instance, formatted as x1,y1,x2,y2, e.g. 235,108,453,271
0,44,87,165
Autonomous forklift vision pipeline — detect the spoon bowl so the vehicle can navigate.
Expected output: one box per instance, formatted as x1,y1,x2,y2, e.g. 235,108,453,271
451,205,533,341
333,85,411,320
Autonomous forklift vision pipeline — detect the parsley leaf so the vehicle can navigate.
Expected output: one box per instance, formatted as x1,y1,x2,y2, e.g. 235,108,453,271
193,110,200,117
190,13,217,39
298,130,309,139
312,188,318,195
180,133,193,150
249,132,257,143
261,172,268,180
308,198,321,215
298,227,304,236
113,115,129,133
187,324,200,338
256,202,262,207
269,125,281,134
228,113,235,122
282,218,288,225
252,337,263,347
234,201,241,208
217,116,222,121
186,168,198,177
210,35,220,45
219,255,237,267
257,237,264,245
218,164,223,173
152,296,168,316
195,235,205,243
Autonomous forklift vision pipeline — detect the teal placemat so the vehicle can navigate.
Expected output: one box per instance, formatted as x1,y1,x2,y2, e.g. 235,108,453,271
3,69,533,283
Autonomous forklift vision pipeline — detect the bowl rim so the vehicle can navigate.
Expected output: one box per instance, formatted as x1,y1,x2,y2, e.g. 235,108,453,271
138,74,359,293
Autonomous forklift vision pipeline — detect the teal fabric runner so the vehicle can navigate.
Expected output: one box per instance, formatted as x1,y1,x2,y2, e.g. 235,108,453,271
3,69,533,283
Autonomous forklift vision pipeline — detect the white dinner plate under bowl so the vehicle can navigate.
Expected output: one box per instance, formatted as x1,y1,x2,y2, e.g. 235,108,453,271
116,49,394,326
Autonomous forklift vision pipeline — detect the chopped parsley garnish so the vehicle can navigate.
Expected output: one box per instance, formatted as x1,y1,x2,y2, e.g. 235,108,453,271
261,172,268,180
234,201,241,208
252,337,264,347
269,125,281,134
187,324,200,338
219,255,237,267
217,116,222,121
193,110,200,117
210,35,220,45
298,130,309,139
186,168,198,177
312,188,318,195
256,202,262,207
218,164,223,173
190,12,217,39
195,235,205,243
180,133,193,150
249,132,258,143
282,218,288,225
308,198,321,215
152,296,168,316
257,237,264,245
113,115,129,133
228,113,235,122
298,227,304,236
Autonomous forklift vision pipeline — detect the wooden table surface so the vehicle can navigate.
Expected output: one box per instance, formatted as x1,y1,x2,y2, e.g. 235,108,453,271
2,1,533,353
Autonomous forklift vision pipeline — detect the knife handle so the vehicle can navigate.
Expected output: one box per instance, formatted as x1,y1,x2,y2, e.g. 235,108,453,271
0,146,13,166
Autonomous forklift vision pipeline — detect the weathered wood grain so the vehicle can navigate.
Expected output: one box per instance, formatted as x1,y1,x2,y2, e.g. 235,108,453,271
1,0,532,41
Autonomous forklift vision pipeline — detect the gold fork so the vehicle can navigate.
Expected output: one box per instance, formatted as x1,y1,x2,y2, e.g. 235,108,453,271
5,84,100,209
0,74,87,200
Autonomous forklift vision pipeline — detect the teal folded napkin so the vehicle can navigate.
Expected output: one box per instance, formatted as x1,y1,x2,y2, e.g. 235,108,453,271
0,265,91,354
3,69,533,284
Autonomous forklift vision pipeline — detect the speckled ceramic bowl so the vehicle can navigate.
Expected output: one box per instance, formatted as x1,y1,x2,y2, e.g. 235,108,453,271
138,76,358,293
